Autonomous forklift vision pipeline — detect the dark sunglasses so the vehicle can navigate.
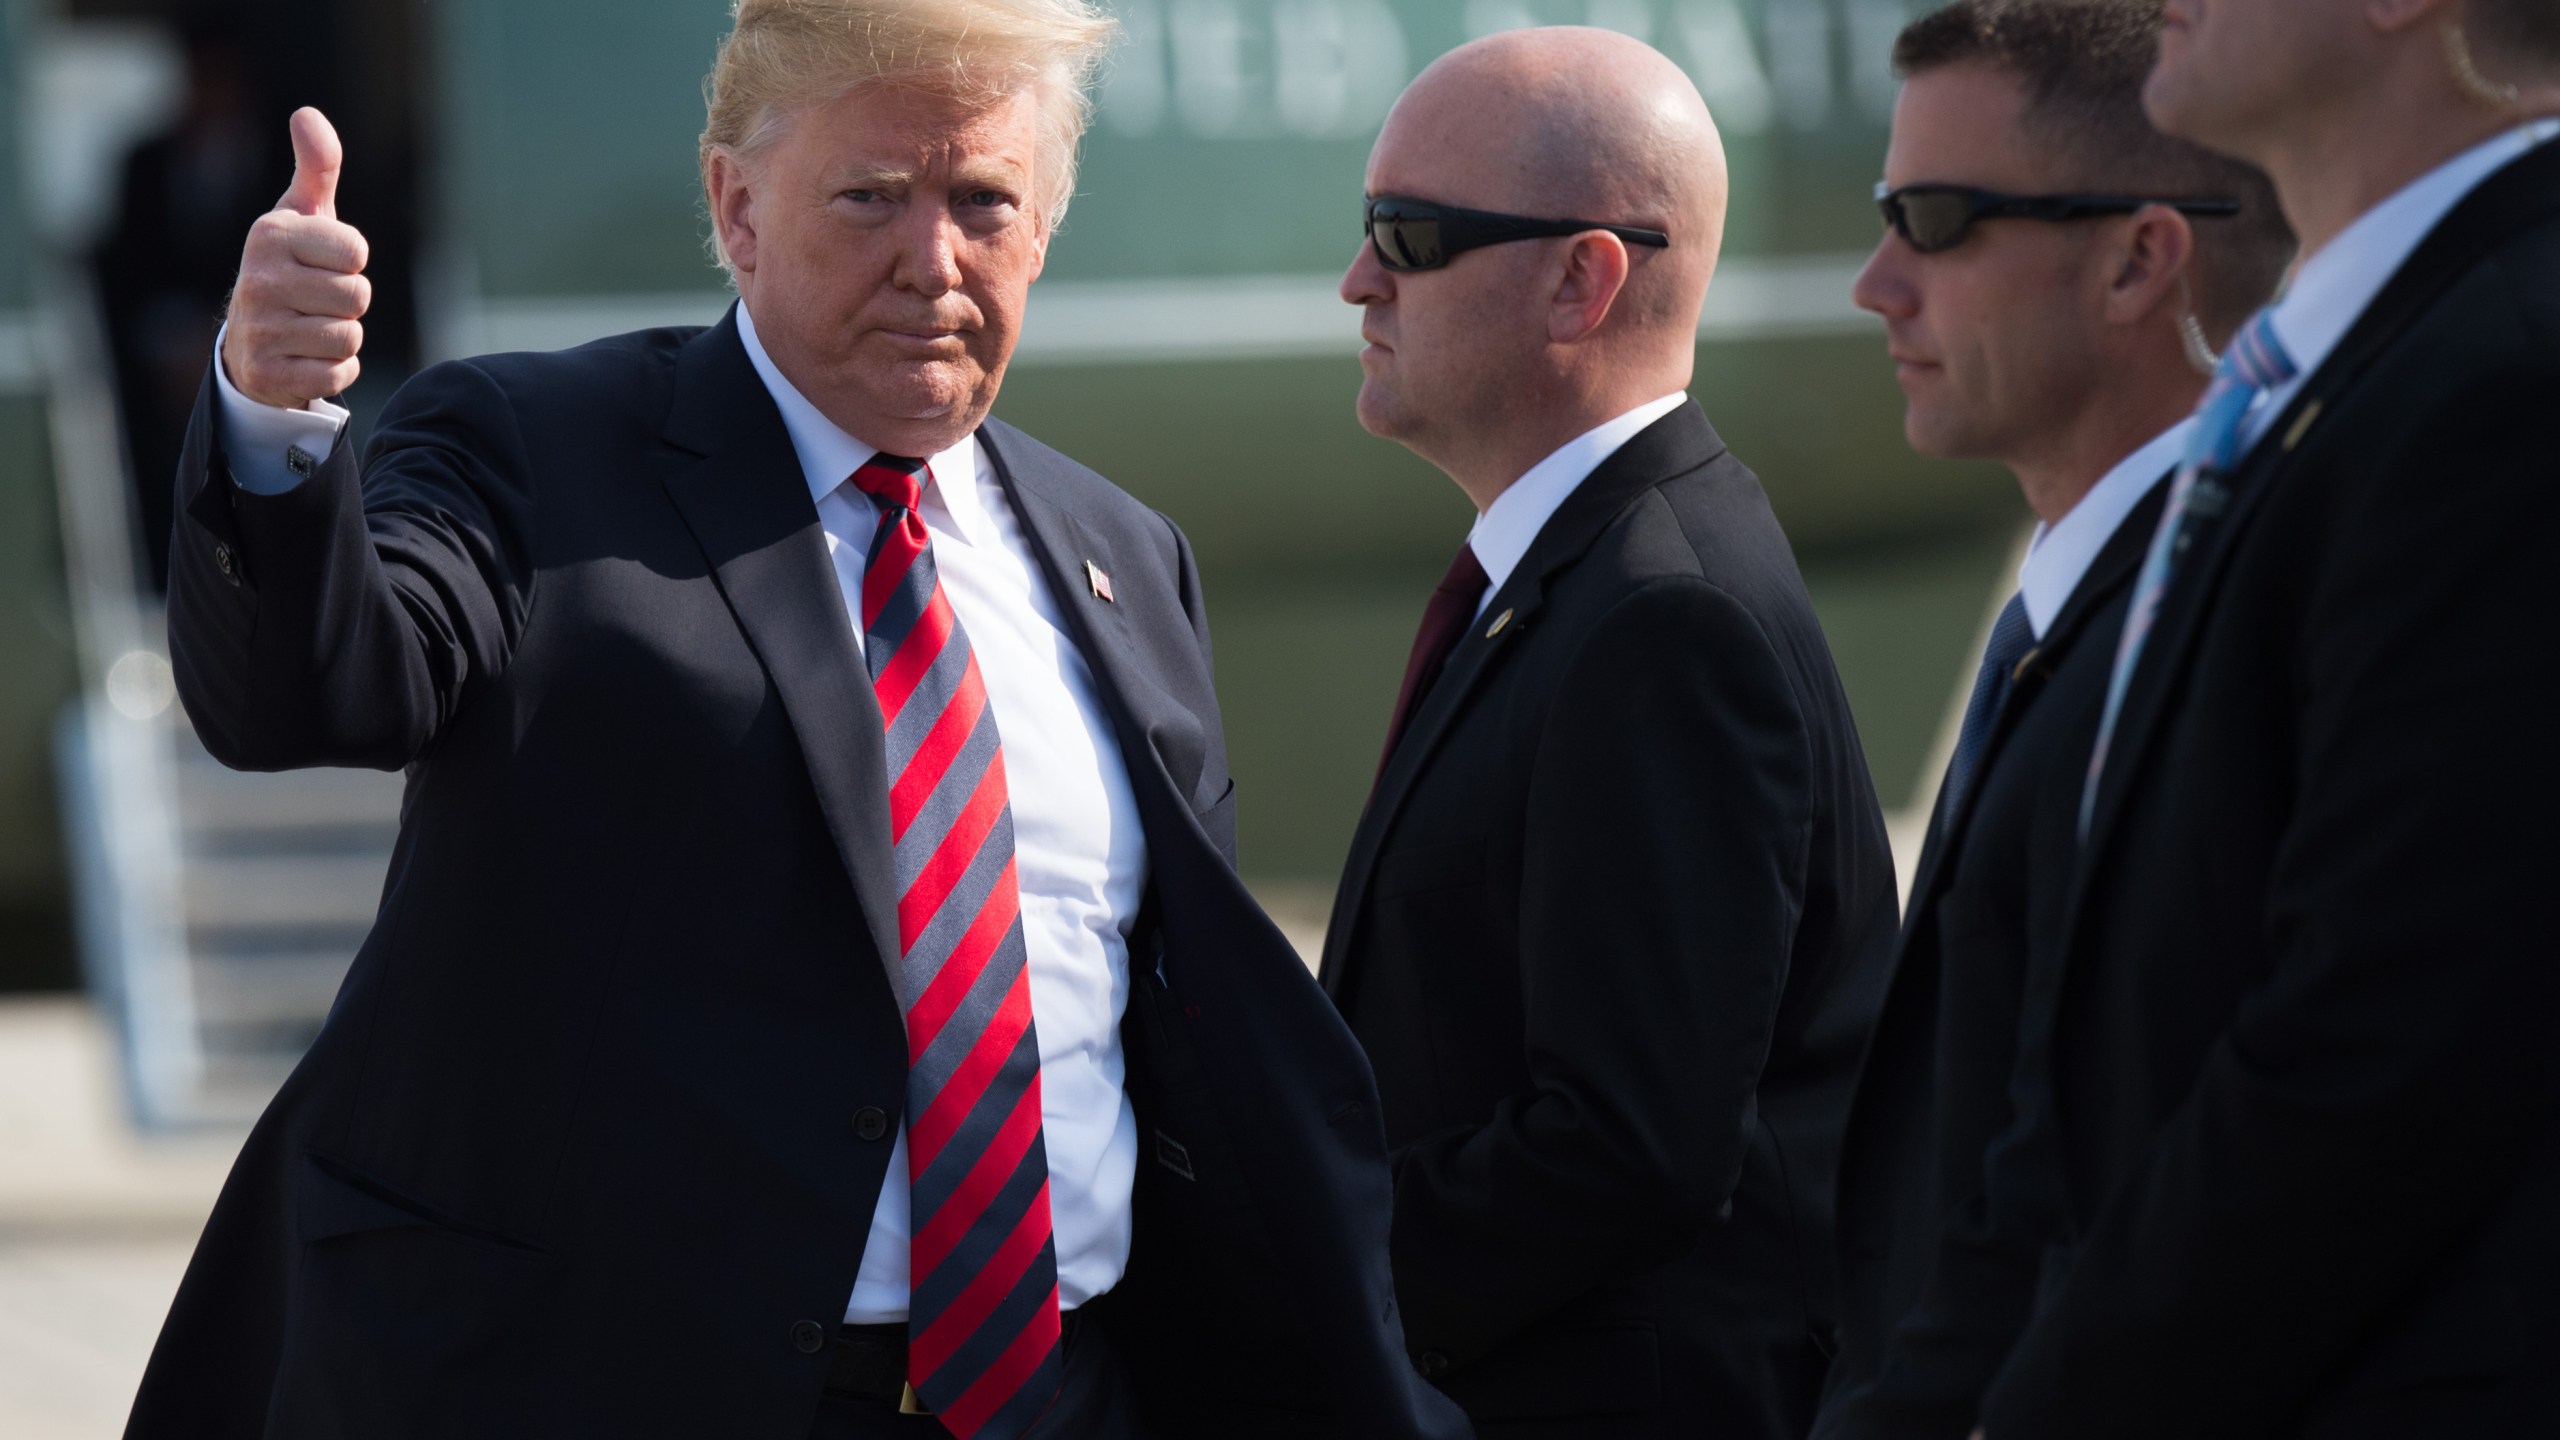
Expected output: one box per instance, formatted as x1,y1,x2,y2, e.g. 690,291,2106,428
1874,182,2242,254
1364,194,1671,273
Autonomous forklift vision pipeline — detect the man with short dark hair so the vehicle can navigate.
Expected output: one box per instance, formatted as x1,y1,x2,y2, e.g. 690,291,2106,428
1967,0,2560,1433
1818,5,2289,1436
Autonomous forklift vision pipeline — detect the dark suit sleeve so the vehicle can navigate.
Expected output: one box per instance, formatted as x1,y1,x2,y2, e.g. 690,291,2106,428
168,358,538,772
1979,324,2560,1436
1390,576,1814,1367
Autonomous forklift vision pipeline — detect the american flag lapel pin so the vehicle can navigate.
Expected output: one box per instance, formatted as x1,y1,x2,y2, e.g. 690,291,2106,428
1085,559,1115,603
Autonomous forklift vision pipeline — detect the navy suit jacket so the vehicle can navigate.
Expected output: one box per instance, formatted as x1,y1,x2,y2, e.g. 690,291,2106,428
1978,141,2560,1437
133,310,1471,1440
1319,403,1900,1439
1819,478,2164,1440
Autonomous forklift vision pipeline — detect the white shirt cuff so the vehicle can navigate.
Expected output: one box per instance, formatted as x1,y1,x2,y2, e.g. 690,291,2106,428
212,324,351,495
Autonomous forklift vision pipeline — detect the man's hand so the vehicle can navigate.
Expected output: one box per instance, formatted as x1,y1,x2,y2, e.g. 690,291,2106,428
221,108,370,410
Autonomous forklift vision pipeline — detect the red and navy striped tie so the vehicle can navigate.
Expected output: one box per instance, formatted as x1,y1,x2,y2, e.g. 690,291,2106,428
850,454,1061,1439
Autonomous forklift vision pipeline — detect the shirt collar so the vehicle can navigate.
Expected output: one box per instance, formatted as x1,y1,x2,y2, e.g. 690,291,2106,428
736,300,986,546
2266,119,2560,384
1467,392,1689,608
2017,418,2189,638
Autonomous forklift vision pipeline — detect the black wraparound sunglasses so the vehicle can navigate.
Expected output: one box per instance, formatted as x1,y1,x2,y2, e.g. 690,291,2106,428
1875,182,2241,254
1364,194,1671,273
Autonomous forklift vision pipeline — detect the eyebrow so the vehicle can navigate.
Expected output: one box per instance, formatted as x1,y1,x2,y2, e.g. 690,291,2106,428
950,160,1031,192
832,165,919,191
825,160,1028,195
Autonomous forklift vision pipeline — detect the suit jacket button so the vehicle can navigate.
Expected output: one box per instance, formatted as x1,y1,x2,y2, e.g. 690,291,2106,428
1413,1350,1449,1378
854,1106,890,1142
214,544,240,586
791,1320,827,1354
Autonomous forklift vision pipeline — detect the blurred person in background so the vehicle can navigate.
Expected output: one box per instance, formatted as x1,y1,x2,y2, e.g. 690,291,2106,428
1962,0,2560,1434
94,0,421,593
1320,27,1899,1439
128,2,1467,1438
94,5,285,593
1821,3,2292,1436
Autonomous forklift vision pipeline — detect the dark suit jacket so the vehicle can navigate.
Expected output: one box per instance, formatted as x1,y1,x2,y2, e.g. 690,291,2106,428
133,310,1471,1440
1974,142,2560,1438
1317,402,1901,1438
1818,479,2166,1440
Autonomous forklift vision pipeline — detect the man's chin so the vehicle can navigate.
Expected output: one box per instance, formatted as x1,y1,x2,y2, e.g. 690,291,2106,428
2141,61,2211,145
1353,383,1404,442
864,365,987,423
1901,410,1974,462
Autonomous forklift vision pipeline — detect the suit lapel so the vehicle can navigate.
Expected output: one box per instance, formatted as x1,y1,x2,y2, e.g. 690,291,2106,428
657,308,905,987
976,420,1212,820
2076,140,2560,877
1899,474,2166,929
1321,401,1730,999
1319,562,1541,998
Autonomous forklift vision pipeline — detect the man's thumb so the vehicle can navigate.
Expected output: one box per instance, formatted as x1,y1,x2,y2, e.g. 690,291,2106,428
281,107,342,219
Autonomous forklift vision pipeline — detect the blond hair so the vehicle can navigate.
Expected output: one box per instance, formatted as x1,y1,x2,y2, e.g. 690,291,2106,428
699,0,1117,243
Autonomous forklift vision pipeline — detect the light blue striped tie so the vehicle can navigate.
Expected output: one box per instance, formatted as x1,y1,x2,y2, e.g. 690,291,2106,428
2080,309,2296,836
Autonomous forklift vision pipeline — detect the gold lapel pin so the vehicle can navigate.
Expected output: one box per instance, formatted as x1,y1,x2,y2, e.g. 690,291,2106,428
1486,608,1515,638
1085,560,1115,603
2282,399,2323,453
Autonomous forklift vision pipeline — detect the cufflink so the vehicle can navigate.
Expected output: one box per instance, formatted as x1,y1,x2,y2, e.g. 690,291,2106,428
285,444,317,479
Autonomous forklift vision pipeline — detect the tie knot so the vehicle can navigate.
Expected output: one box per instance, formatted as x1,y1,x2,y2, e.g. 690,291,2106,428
1987,591,2034,664
1438,543,1491,603
2217,309,2296,392
851,453,929,513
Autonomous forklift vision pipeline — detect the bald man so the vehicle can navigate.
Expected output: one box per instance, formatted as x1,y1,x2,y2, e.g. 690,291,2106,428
1315,28,1898,1440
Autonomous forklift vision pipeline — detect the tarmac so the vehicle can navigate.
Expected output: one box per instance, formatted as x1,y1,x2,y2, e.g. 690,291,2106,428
0,997,233,1440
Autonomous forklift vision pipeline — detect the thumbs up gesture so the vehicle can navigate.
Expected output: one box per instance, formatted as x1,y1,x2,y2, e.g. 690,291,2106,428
221,108,371,410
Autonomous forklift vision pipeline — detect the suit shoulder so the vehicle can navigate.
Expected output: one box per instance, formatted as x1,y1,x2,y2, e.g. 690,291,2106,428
1615,455,1821,623
2474,217,2560,362
1577,456,1861,712
2322,229,2560,476
391,326,697,427
980,416,1187,560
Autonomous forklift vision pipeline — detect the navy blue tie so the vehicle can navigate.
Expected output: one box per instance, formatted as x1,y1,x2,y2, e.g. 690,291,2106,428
1943,592,2035,817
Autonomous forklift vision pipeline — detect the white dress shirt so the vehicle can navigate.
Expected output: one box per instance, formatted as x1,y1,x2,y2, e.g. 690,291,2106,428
215,304,1148,1323
2015,419,2193,640
1465,392,1691,619
2238,118,2560,455
211,330,349,494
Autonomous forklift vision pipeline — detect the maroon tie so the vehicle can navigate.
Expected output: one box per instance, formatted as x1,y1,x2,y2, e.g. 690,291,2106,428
1378,542,1491,772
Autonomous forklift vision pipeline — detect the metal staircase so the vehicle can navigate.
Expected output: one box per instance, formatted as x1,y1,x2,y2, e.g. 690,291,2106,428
168,722,401,1121
48,270,396,1130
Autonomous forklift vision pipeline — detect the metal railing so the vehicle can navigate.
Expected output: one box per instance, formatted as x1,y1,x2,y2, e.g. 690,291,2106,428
45,266,399,1129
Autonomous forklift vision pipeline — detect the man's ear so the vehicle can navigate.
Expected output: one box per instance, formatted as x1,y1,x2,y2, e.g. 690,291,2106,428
1551,231,1634,345
707,149,760,277
2102,205,2196,328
